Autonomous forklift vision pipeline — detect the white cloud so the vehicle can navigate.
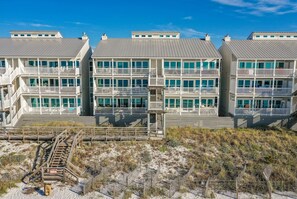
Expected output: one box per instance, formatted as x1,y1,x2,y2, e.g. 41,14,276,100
72,21,88,25
212,0,297,15
154,23,223,38
16,22,54,28
183,16,193,20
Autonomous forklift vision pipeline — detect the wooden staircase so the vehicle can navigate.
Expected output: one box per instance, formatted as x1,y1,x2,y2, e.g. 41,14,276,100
24,129,84,184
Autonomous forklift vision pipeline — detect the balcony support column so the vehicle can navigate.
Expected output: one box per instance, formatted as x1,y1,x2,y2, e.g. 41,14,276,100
252,59,258,114
130,58,133,115
180,59,183,115
112,58,114,115
37,58,42,114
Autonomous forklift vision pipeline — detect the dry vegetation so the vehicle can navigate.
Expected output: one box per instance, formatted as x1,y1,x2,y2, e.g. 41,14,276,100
1,126,297,197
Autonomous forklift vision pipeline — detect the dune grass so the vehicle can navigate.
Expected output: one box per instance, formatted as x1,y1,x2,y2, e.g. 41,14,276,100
165,127,297,191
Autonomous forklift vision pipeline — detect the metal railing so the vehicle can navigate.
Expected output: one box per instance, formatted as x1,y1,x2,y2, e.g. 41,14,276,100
164,69,219,77
94,87,148,95
165,87,219,95
237,69,294,77
94,68,150,76
234,108,291,115
236,87,292,96
95,107,146,114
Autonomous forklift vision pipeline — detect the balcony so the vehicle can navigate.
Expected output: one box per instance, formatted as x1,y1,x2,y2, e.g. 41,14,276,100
165,87,219,95
164,69,219,77
234,108,291,116
22,86,80,94
94,87,148,96
236,69,294,77
168,107,218,115
94,68,149,76
23,67,79,76
28,107,79,114
95,107,146,114
236,87,292,96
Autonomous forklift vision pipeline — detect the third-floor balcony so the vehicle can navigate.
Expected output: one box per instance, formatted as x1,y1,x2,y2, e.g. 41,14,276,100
23,67,79,76
236,68,294,77
94,68,149,76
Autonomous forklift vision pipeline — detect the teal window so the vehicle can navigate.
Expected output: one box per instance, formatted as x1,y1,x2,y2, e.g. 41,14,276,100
196,62,201,69
256,35,260,38
195,99,199,108
42,79,49,86
77,98,81,106
29,60,35,66
104,61,110,68
31,98,40,107
245,80,251,87
104,79,111,87
209,80,214,87
49,61,58,68
203,62,209,69
61,61,67,67
68,61,74,68
245,62,252,68
165,99,169,107
170,62,176,68
184,62,189,69
77,79,80,86
41,61,47,66
257,63,264,68
238,80,244,87
195,80,200,87
51,98,60,107
63,98,68,107
176,99,180,108
76,61,80,68
62,79,68,87
29,79,38,86
201,80,207,87
183,80,194,88
265,62,274,69
97,61,103,68
42,98,49,107
183,99,193,108
143,61,149,68
170,99,175,108
69,98,75,107
69,79,74,87
210,62,215,69
177,62,181,68
239,62,245,68
277,62,284,68
118,80,128,87
98,98,104,107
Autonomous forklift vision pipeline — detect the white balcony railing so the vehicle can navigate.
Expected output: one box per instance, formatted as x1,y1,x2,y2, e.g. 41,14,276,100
234,108,291,116
236,87,292,96
94,68,149,76
237,69,294,77
94,87,148,95
22,86,80,94
23,67,79,75
95,107,146,114
165,87,219,95
28,107,79,114
164,69,219,77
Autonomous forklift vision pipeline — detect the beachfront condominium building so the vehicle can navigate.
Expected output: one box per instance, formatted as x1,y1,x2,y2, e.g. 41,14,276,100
0,31,91,127
92,31,221,134
219,32,297,120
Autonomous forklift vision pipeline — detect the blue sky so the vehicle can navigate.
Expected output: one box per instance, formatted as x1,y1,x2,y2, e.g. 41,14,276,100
1,0,297,48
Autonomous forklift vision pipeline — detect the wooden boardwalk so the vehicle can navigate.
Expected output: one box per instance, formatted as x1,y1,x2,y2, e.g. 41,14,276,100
0,126,149,142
